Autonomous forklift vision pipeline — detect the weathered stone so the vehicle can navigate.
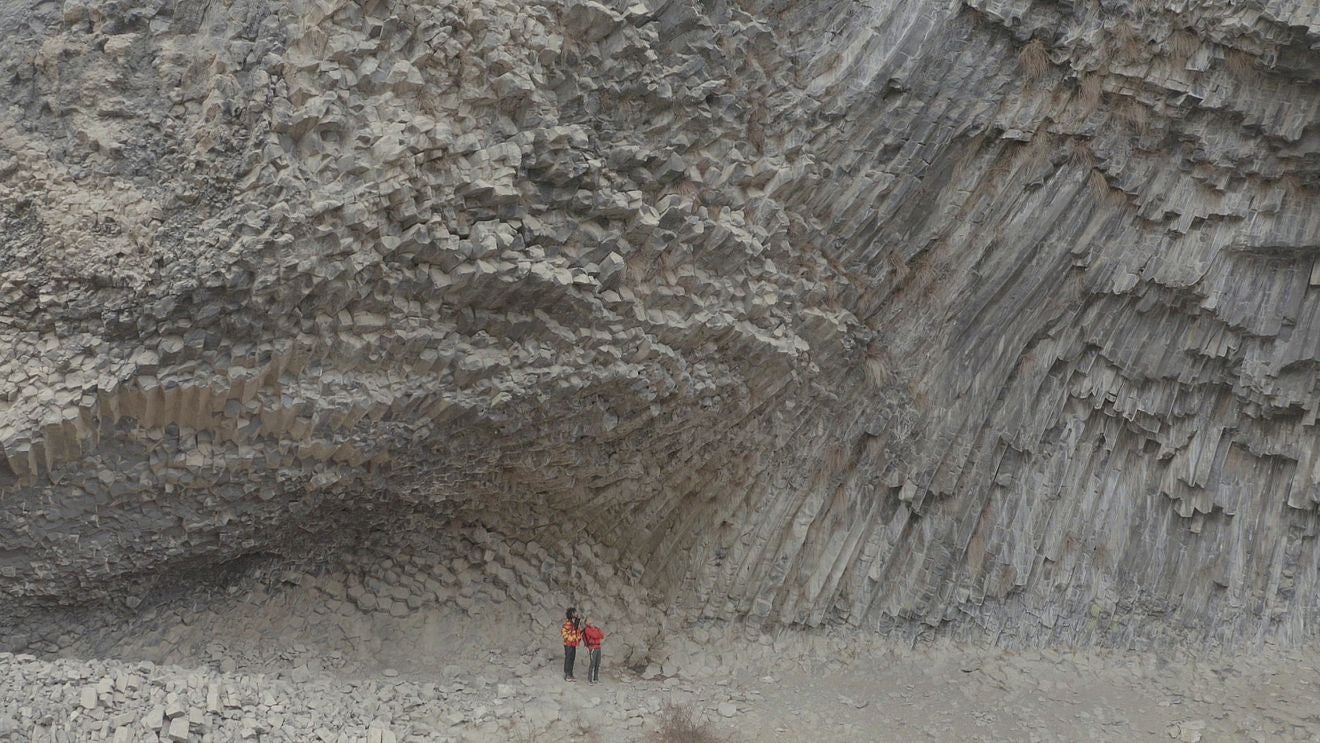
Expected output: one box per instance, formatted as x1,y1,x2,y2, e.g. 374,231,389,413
0,0,1316,658
166,717,189,742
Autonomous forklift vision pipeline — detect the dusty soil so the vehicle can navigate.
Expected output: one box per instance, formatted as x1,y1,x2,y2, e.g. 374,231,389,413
725,646,1320,742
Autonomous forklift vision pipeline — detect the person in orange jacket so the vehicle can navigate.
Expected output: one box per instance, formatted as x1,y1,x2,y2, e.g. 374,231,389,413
581,616,605,684
561,607,582,681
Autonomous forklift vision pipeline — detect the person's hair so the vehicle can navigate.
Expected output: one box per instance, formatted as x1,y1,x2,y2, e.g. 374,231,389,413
566,607,576,619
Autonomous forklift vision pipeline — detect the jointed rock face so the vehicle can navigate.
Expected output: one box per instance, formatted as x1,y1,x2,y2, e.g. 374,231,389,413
0,0,1317,650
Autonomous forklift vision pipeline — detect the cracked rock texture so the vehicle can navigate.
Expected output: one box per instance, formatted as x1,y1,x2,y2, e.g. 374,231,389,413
1,0,1318,650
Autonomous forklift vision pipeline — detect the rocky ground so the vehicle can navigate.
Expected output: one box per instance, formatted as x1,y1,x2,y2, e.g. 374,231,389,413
3,542,1318,743
3,638,1319,742
3,527,1318,742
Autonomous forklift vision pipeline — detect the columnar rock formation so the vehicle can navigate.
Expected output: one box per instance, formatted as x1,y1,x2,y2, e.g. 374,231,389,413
1,0,1317,650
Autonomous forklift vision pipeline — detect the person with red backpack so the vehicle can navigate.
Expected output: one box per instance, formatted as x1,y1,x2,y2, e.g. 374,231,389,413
581,616,605,684
561,607,582,682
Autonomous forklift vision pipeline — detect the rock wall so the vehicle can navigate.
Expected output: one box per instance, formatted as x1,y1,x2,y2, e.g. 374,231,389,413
0,0,1317,649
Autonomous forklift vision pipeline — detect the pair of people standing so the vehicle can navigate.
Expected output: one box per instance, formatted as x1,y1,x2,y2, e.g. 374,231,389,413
561,607,604,683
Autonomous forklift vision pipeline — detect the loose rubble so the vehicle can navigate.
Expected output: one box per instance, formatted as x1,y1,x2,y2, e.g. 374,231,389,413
3,633,1319,742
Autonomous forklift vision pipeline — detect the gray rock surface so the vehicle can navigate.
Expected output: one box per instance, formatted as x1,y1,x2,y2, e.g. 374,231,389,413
3,641,1318,743
0,0,1317,652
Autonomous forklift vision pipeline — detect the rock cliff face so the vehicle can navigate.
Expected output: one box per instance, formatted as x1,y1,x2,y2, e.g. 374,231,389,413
1,0,1317,649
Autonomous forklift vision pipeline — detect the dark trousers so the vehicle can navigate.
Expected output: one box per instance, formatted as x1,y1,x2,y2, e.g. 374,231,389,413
588,648,602,682
563,645,576,678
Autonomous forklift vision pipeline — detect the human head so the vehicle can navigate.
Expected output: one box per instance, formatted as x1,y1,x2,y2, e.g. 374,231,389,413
566,607,576,620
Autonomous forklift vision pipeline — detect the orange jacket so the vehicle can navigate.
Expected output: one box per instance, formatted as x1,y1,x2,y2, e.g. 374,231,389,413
561,619,581,647
582,624,605,650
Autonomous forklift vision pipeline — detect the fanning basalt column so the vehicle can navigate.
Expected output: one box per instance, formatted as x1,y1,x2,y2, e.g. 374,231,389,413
0,0,1316,648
